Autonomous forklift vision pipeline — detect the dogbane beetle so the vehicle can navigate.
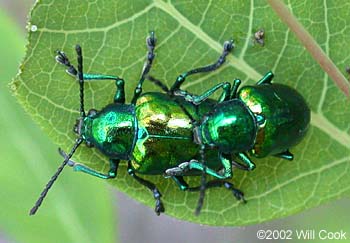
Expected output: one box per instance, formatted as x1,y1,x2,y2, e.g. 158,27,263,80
30,32,310,216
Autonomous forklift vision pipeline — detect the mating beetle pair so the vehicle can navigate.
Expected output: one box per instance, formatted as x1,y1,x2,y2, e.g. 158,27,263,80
30,32,310,216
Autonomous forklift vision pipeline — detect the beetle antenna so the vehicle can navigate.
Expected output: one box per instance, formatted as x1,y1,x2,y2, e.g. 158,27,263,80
29,138,83,215
76,45,86,118
195,144,207,216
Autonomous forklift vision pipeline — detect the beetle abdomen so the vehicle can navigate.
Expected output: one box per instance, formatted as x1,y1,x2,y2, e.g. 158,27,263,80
238,84,310,157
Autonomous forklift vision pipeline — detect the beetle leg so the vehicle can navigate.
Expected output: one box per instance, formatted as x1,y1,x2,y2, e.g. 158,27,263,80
165,160,231,180
165,162,190,176
58,148,119,179
187,180,246,203
274,150,294,161
131,31,157,104
56,50,121,82
55,50,125,104
173,82,231,105
170,175,246,215
113,79,125,103
170,176,189,190
218,153,233,178
127,162,165,215
170,39,234,92
72,159,119,179
171,177,246,204
230,79,242,99
236,152,256,170
256,71,274,85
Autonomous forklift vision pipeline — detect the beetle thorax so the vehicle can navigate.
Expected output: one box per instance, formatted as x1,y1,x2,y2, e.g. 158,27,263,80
199,99,258,153
81,104,137,160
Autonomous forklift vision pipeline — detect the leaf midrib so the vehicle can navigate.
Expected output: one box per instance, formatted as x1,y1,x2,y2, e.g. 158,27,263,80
154,0,350,149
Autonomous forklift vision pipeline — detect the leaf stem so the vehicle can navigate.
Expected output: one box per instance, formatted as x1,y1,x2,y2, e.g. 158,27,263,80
268,0,350,97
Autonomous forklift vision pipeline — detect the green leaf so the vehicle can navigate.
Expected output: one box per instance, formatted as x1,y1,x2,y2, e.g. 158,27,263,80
0,8,116,243
13,0,350,226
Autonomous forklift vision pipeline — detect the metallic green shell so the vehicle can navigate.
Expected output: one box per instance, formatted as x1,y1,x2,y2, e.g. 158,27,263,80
238,84,310,157
82,83,309,175
131,92,219,174
200,99,258,153
82,104,136,160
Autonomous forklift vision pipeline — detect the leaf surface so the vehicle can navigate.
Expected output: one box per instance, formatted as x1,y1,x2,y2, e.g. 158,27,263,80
13,0,350,225
0,7,116,243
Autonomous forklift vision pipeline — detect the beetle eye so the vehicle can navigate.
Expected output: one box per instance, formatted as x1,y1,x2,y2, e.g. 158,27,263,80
87,109,97,117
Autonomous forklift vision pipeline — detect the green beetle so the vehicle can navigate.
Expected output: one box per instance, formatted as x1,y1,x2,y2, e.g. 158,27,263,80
30,32,310,216
168,72,310,174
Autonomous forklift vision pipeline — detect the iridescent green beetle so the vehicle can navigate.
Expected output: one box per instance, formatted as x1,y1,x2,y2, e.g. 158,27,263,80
30,32,310,216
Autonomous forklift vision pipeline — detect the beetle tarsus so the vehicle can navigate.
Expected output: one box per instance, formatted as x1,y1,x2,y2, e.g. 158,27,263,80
154,188,165,216
55,50,78,77
165,162,190,176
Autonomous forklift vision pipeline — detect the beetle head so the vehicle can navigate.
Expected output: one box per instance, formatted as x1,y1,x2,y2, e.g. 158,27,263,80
73,109,97,148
